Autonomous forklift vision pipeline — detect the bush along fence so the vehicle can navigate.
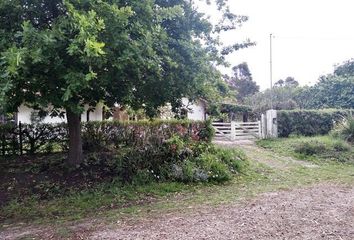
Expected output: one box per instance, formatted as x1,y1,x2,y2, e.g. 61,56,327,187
0,120,214,156
277,109,353,137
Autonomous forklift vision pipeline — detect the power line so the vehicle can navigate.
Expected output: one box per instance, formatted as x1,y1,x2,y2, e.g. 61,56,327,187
274,35,354,41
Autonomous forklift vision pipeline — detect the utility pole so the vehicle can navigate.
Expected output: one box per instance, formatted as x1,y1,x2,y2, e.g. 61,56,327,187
269,33,273,109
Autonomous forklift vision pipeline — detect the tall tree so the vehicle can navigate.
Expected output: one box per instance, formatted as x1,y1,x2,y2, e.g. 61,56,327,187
334,59,354,77
226,62,259,102
245,87,300,113
0,0,253,164
297,59,354,110
275,76,299,87
302,76,354,109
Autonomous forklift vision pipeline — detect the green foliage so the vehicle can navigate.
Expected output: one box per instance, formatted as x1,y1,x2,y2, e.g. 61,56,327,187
332,116,354,143
332,140,351,152
4,135,354,225
1,180,188,223
0,120,214,156
215,148,248,172
295,60,354,110
82,120,214,152
225,62,260,103
0,123,68,155
274,77,299,88
258,136,353,163
294,141,326,156
245,85,301,113
207,103,254,122
113,136,247,184
246,59,354,112
0,0,253,163
277,109,352,137
0,0,251,116
300,76,354,109
341,118,354,143
0,135,248,222
334,58,354,77
198,119,215,142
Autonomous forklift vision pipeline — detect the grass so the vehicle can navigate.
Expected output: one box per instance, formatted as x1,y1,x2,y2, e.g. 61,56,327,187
257,135,354,164
0,181,194,225
2,138,354,233
0,142,248,225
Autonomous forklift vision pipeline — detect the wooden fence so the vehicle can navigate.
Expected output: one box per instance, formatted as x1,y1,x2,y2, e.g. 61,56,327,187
212,121,261,141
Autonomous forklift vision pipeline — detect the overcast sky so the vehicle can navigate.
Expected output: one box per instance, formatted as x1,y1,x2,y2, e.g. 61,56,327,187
197,0,354,90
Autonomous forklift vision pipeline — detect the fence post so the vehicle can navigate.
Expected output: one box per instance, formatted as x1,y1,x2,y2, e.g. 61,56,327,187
258,121,261,138
19,121,23,155
230,121,236,141
261,114,267,139
266,109,278,138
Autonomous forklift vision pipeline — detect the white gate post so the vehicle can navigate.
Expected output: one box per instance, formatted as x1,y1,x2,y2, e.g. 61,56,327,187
266,109,278,138
261,114,267,139
258,121,261,138
231,121,236,141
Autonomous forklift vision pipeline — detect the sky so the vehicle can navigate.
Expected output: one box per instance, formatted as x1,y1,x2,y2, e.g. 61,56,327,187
196,0,354,90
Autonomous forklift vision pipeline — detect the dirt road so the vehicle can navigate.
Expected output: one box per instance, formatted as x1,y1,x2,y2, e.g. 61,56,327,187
91,184,354,240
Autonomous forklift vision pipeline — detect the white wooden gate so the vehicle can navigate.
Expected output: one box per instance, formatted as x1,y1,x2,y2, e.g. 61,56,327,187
212,121,261,141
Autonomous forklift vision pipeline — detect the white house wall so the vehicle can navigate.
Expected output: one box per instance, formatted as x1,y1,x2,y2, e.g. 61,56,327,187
80,103,104,122
182,98,206,121
17,103,103,124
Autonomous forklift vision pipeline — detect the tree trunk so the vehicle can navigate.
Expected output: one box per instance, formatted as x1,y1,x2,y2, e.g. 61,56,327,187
66,109,83,165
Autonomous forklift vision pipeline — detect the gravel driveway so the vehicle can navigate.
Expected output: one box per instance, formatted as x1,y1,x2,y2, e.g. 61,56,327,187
91,184,354,240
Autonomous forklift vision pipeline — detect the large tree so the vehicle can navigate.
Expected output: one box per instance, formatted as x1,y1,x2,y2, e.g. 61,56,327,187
245,86,300,113
297,59,354,110
226,62,259,102
301,76,354,109
274,76,299,88
0,0,252,164
334,58,354,77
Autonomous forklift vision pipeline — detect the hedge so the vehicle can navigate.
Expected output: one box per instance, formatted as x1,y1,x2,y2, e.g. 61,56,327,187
0,120,214,156
277,109,353,137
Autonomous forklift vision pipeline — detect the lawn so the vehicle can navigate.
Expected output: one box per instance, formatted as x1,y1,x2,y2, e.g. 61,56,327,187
257,135,354,164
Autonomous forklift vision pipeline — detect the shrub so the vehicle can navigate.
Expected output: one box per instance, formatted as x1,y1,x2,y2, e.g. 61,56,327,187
340,117,354,143
332,140,351,152
342,118,354,143
258,136,353,163
1,121,243,196
278,109,353,137
294,140,327,156
332,117,354,143
0,123,68,155
0,120,214,156
290,136,352,162
111,136,247,184
82,120,214,151
210,161,231,182
215,148,248,173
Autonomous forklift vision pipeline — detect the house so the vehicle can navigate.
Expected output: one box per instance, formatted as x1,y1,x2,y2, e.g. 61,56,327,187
15,97,207,124
181,98,208,121
111,98,208,121
16,103,104,124
159,98,208,121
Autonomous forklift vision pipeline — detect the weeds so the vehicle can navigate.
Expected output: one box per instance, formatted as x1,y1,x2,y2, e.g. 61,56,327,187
258,135,353,163
332,116,354,143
